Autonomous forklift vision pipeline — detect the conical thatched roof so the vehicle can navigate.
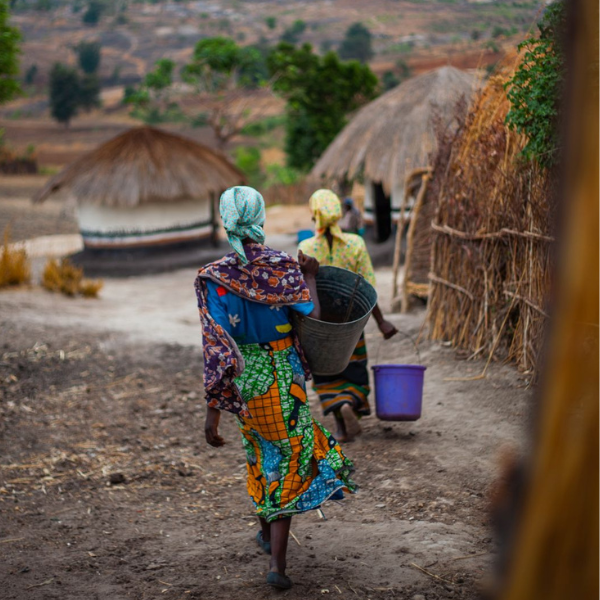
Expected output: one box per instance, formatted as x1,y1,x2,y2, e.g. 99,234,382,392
33,126,244,206
311,66,479,194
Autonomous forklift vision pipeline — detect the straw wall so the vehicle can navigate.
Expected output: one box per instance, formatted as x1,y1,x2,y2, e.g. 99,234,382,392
427,71,555,373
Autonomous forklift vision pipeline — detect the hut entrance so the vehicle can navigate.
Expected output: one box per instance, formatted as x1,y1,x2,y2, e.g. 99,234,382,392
373,182,392,242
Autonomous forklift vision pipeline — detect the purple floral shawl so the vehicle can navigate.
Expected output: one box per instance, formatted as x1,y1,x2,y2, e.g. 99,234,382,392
194,243,313,417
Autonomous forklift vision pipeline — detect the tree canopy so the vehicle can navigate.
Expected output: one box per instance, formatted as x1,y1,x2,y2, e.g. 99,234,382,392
338,22,373,63
49,63,80,126
268,42,378,171
82,0,103,26
280,19,306,45
77,40,101,74
0,0,21,105
127,38,270,148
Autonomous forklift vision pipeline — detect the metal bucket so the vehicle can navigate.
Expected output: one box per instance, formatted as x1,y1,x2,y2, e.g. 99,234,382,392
292,266,377,376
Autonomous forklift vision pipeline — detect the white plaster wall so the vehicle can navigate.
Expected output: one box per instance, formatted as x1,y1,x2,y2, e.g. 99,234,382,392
77,199,212,233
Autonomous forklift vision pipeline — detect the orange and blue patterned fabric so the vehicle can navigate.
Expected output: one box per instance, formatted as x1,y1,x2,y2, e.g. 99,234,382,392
195,243,313,417
206,280,313,345
234,336,356,522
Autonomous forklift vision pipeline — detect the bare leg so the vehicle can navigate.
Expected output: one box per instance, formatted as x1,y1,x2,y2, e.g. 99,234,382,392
340,403,362,440
334,411,348,442
259,516,270,542
269,516,292,575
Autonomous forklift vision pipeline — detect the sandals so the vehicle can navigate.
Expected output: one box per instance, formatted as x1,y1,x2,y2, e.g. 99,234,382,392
267,571,293,590
256,530,271,555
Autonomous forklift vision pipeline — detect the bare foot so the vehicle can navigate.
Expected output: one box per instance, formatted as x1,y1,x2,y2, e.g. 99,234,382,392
340,404,362,440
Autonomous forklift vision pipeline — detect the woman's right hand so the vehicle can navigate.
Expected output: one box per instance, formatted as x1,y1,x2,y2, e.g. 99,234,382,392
205,406,225,447
298,249,319,278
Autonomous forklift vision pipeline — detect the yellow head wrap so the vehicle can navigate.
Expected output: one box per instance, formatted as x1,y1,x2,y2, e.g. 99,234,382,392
309,189,344,238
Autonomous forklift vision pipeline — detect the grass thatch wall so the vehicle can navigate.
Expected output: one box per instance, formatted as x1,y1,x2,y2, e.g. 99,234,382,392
426,67,555,374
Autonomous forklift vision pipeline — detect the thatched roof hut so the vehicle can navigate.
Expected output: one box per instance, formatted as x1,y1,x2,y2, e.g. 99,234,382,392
34,126,244,250
311,67,478,241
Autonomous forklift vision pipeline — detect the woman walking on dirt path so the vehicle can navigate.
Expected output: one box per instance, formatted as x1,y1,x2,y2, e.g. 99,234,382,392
195,186,357,590
299,189,398,442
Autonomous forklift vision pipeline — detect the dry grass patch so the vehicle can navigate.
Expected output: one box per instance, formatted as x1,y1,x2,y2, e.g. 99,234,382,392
42,258,103,298
0,228,31,288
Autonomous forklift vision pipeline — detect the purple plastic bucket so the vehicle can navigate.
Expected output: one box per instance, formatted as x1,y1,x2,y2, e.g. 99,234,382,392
372,364,426,421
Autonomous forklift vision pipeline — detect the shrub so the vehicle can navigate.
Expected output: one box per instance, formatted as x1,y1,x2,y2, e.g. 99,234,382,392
42,258,103,298
505,0,566,168
0,228,30,288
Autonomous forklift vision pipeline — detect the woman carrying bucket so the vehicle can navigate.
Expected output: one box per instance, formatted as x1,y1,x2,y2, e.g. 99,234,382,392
299,189,398,442
195,186,357,590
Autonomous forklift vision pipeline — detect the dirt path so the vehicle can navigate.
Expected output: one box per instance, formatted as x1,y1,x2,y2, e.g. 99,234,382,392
0,270,529,600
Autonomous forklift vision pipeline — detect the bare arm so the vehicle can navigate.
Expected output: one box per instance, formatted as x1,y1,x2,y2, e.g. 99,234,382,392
298,250,321,320
372,303,398,340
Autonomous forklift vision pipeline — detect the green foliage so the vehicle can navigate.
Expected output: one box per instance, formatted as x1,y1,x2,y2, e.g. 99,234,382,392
241,114,286,137
382,70,399,91
182,37,267,90
77,40,101,74
264,163,301,187
382,59,412,91
265,16,276,30
505,0,566,169
144,58,174,90
24,63,38,85
485,40,500,53
268,43,378,171
280,19,306,45
233,145,263,188
78,73,101,111
338,22,373,63
0,0,21,105
82,0,103,25
49,63,80,126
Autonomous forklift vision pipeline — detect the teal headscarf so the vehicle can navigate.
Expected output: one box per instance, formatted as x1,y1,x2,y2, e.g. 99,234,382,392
219,186,266,264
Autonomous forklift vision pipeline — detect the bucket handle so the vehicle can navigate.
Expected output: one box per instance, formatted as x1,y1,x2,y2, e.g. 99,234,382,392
373,328,423,366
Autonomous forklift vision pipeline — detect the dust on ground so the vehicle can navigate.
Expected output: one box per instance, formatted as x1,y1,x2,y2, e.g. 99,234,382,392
0,258,530,600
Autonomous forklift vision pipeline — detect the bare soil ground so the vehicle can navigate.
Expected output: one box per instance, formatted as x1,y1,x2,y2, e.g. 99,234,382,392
0,260,530,600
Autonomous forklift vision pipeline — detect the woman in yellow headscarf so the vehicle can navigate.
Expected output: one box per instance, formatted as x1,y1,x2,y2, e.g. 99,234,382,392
299,189,397,442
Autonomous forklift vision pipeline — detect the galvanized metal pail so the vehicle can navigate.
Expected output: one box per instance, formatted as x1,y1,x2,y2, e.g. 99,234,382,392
292,266,377,376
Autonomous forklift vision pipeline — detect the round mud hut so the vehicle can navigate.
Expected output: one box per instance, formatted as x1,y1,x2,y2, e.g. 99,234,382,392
311,66,479,242
33,126,244,251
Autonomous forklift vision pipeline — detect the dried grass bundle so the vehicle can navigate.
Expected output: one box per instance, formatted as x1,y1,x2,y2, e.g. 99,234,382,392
0,228,31,288
42,258,103,298
426,62,555,374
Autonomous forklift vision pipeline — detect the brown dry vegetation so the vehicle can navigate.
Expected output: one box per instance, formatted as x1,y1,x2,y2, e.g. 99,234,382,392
426,61,554,374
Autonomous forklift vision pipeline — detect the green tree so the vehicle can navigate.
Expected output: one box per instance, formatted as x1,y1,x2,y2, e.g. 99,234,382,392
77,40,101,74
280,19,306,45
24,63,38,85
0,0,21,105
49,63,80,127
382,70,399,91
128,40,268,148
338,22,373,63
265,16,276,30
268,43,378,171
233,145,264,188
78,73,101,111
505,0,566,168
82,0,103,26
